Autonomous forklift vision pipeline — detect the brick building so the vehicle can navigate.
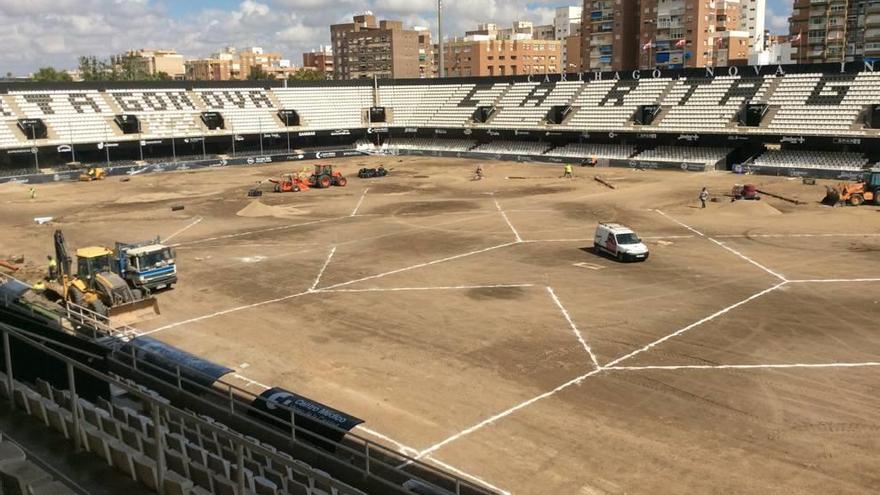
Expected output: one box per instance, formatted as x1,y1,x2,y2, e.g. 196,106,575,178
331,13,421,79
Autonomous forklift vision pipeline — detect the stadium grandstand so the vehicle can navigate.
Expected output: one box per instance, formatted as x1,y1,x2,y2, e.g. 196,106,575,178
1,62,880,182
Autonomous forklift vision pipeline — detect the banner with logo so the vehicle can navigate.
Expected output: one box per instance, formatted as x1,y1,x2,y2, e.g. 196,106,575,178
250,387,363,447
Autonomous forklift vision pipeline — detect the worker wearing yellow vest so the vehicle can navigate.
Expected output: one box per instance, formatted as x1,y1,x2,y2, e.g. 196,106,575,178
47,255,57,280
562,164,574,179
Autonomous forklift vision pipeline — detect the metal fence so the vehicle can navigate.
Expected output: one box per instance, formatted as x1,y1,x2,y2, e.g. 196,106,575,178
0,273,496,495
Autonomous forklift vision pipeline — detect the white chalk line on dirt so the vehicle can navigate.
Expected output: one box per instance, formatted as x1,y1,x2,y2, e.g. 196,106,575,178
493,197,523,243
714,233,880,239
603,282,788,369
164,216,204,243
317,283,534,294
141,289,311,335
168,216,351,248
546,286,600,369
354,426,419,456
351,188,369,217
310,246,337,291
655,210,788,282
788,278,880,284
415,282,788,458
318,241,520,291
414,367,603,461
608,362,880,372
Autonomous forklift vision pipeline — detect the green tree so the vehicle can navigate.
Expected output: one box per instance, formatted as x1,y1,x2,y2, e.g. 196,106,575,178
31,67,73,82
247,65,269,80
287,68,325,81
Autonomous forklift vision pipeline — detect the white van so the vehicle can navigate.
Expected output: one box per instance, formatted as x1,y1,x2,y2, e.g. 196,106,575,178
594,223,649,262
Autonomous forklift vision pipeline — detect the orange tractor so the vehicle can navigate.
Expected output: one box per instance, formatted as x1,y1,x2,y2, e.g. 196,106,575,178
269,173,310,193
309,164,347,189
822,169,880,206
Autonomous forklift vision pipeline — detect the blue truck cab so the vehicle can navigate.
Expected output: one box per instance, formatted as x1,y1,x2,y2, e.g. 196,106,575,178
115,238,178,292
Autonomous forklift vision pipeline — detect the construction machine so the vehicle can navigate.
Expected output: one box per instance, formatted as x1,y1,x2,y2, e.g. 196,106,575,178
79,167,107,181
47,230,159,322
822,169,880,206
115,238,178,292
309,164,347,189
269,173,310,193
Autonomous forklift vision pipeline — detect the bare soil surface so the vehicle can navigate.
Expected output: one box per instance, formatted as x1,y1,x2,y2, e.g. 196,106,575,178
2,157,879,494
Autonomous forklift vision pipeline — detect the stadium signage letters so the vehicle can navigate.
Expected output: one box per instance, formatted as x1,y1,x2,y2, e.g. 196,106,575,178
404,127,418,133
834,137,861,145
297,131,316,136
780,136,805,144
140,140,163,146
637,133,657,139
330,129,351,136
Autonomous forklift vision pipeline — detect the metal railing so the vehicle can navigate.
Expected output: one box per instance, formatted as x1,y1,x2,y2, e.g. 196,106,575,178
0,273,496,495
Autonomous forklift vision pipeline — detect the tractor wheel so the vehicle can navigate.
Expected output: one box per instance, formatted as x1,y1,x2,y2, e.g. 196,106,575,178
336,177,347,187
875,194,880,206
318,176,332,188
274,184,281,193
849,194,864,206
68,286,84,306
90,299,107,317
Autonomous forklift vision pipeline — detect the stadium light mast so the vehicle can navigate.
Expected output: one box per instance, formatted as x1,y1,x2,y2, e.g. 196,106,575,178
438,0,444,78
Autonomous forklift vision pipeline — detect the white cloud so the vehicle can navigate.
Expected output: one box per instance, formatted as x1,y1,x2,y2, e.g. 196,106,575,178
0,0,570,75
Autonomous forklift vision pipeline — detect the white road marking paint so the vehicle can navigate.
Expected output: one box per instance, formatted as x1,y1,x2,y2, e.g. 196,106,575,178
573,262,604,270
414,367,604,461
425,456,512,495
521,235,695,244
169,216,351,248
319,241,520,291
493,197,523,243
603,282,788,369
310,246,337,291
229,373,271,391
788,278,880,284
608,362,880,371
140,289,312,335
714,233,880,239
318,284,534,294
354,426,419,456
164,216,203,243
351,188,369,217
655,210,787,282
546,286,600,369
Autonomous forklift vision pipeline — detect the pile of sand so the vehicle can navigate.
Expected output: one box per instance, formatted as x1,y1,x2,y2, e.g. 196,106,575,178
236,201,309,218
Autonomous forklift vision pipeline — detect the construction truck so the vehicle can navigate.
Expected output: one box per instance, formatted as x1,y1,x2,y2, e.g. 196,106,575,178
79,167,107,181
823,169,880,206
269,173,310,193
47,230,159,321
309,164,347,188
115,238,178,292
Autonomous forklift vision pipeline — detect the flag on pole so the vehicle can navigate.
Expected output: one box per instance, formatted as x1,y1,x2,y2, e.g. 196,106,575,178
641,40,653,52
791,32,802,43
674,39,686,48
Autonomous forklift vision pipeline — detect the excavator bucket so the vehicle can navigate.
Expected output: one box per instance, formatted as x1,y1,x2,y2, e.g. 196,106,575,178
822,186,841,206
107,296,160,326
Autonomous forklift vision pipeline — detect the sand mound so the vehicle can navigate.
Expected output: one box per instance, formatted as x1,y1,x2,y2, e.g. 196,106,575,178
236,201,309,218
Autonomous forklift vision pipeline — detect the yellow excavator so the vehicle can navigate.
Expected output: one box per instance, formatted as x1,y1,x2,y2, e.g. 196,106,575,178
47,230,159,324
78,167,106,181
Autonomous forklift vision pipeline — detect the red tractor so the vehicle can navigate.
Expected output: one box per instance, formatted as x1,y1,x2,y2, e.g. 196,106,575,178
309,164,347,189
269,174,310,193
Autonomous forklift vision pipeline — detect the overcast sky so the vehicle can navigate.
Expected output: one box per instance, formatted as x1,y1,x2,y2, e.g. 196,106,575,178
0,0,792,76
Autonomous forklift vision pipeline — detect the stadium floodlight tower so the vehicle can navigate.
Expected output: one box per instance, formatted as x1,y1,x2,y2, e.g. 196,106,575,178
438,0,444,78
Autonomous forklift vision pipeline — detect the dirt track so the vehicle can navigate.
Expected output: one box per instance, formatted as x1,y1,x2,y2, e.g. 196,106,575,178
2,157,879,494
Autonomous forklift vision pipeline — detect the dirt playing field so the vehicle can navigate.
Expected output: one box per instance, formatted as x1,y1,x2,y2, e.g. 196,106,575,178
2,157,879,494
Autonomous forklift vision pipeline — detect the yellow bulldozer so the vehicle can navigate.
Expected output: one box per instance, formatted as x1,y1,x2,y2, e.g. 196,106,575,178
79,167,106,181
822,169,880,206
46,230,159,324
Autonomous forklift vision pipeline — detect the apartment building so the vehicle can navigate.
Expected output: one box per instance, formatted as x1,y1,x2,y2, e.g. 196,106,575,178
303,47,334,79
441,37,562,77
114,49,185,79
580,0,640,71
789,0,880,63
330,13,421,79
